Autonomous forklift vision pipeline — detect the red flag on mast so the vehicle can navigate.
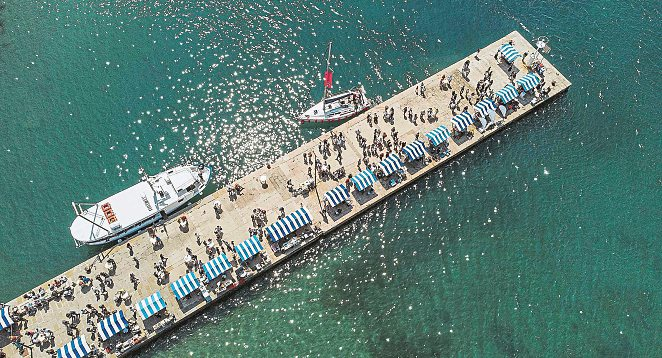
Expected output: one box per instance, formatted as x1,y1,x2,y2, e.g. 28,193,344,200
323,70,333,89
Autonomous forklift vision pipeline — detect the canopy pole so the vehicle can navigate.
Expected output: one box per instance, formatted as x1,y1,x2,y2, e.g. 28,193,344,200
313,151,323,213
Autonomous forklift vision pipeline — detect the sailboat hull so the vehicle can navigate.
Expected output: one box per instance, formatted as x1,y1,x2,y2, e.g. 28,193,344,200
298,86,371,123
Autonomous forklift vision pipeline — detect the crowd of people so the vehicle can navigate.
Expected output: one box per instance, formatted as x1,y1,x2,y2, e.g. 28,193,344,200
401,105,439,126
443,62,496,118
0,266,141,356
91,272,113,301
367,105,395,126
153,254,169,284
251,208,267,227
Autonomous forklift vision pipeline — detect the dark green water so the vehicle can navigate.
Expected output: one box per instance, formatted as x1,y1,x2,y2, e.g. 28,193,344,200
0,0,660,356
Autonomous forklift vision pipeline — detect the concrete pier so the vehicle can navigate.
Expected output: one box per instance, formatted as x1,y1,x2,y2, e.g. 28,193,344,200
0,31,570,357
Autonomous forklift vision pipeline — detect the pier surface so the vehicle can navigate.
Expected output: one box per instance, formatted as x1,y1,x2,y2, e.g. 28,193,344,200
1,31,570,357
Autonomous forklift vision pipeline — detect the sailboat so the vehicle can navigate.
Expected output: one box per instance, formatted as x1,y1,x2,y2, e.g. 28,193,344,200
298,42,371,123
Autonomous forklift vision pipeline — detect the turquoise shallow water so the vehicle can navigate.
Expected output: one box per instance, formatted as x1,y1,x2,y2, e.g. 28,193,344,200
0,0,661,356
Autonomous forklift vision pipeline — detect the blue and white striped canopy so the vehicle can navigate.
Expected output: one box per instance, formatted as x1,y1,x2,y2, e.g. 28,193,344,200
495,84,519,104
402,140,427,161
474,98,497,117
0,306,13,330
170,272,201,300
324,184,350,207
351,169,377,192
203,254,232,280
266,207,312,242
57,336,91,358
426,125,451,146
98,310,129,341
136,292,167,320
500,43,522,63
379,154,403,176
516,72,541,92
235,235,264,261
451,112,474,132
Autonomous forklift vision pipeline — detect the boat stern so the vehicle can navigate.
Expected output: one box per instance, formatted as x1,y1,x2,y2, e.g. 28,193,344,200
297,100,325,123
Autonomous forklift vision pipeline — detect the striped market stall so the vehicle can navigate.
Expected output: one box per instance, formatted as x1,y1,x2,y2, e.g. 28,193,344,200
474,98,497,117
57,336,92,358
351,169,377,192
266,207,313,242
234,236,265,261
499,43,522,63
98,311,129,341
203,254,233,280
379,154,403,175
516,72,541,92
495,84,519,103
170,272,201,301
136,292,167,320
0,306,13,330
324,184,350,207
402,140,427,161
451,112,474,132
426,125,451,146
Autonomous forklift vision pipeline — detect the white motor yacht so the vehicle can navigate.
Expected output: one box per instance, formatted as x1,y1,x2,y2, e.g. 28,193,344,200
69,165,212,246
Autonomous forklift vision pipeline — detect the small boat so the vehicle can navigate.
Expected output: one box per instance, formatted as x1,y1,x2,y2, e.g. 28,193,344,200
298,42,371,123
69,164,212,246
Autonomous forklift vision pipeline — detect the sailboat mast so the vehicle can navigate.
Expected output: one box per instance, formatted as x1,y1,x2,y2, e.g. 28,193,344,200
326,42,332,71
323,42,333,99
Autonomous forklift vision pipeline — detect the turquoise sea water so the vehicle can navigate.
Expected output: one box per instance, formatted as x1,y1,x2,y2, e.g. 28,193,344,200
1,0,660,356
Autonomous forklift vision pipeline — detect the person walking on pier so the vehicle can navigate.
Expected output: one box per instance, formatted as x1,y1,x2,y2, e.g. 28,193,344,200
106,258,116,270
462,60,471,79
66,310,80,322
130,273,139,290
160,254,168,266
